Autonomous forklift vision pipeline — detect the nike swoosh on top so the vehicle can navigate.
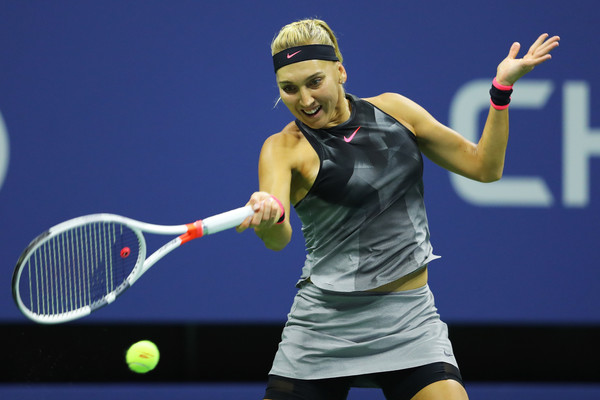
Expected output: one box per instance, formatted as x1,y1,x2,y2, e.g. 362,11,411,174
344,126,361,143
287,50,302,59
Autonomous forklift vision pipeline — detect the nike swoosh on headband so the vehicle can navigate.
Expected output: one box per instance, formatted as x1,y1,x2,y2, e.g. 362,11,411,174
344,126,361,143
287,50,302,59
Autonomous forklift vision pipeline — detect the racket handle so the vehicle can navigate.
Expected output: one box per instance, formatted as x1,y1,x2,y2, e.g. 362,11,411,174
202,205,254,235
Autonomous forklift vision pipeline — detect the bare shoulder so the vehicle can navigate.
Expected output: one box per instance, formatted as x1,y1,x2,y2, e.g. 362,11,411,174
364,92,408,106
263,122,303,150
363,92,432,134
260,121,310,169
364,92,415,113
260,122,319,203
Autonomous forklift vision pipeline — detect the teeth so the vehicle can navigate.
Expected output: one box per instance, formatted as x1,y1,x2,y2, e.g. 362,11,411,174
304,106,320,115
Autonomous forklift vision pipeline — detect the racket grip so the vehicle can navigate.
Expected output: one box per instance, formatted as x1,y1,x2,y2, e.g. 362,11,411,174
202,205,254,235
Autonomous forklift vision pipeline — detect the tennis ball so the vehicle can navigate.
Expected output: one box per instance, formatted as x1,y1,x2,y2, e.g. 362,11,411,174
126,340,160,373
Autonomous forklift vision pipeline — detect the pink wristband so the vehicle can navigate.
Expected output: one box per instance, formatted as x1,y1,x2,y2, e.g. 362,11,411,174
270,195,285,224
490,99,510,110
492,77,513,91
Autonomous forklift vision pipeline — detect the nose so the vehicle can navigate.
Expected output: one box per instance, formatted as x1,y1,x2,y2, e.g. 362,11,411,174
298,87,315,108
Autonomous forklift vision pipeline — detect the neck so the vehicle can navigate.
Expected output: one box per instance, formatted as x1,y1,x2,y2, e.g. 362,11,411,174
334,92,351,124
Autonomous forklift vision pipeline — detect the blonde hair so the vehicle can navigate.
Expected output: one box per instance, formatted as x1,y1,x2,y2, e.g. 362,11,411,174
271,19,343,64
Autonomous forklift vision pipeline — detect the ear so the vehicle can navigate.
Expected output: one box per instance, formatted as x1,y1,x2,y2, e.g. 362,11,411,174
337,62,347,84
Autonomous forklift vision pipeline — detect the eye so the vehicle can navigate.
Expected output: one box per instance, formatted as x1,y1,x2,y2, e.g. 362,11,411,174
308,78,323,88
281,85,297,94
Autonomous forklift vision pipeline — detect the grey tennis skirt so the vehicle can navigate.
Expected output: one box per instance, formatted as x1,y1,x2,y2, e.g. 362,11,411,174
269,281,458,385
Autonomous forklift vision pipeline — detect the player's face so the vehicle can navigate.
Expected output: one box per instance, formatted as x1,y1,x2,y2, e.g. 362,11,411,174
276,60,349,129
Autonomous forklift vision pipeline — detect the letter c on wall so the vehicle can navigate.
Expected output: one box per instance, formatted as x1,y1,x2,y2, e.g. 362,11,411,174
448,79,554,207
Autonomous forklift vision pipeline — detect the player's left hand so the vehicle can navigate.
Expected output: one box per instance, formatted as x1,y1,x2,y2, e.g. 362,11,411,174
495,33,560,86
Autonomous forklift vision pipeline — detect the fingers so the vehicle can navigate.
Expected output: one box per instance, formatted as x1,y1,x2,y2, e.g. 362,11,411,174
250,193,280,225
539,35,560,56
496,33,559,86
528,33,560,60
236,192,282,233
235,218,251,233
528,33,550,53
507,41,521,59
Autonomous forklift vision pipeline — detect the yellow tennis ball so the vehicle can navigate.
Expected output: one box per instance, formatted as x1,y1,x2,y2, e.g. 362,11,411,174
126,340,160,373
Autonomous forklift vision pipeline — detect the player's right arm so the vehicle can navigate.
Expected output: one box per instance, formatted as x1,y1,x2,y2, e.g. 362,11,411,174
237,128,294,251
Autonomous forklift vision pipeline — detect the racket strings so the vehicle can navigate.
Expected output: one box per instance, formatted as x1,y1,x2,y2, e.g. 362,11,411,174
20,222,140,316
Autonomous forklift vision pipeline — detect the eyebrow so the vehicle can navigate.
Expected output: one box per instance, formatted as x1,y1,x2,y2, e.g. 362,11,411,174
277,72,324,86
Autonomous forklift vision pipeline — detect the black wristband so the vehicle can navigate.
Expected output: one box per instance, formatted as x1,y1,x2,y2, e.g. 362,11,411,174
489,84,513,107
489,78,514,110
277,212,286,224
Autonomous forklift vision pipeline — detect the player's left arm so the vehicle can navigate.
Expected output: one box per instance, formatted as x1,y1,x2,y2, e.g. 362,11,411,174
410,94,509,183
378,34,560,182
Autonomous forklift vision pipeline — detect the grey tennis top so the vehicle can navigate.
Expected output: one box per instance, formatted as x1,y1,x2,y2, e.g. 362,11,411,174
293,94,438,292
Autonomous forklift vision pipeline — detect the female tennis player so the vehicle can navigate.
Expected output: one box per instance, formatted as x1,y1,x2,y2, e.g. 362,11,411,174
237,19,559,400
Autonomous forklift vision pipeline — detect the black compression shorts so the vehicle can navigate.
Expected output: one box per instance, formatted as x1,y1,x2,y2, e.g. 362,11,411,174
264,362,464,400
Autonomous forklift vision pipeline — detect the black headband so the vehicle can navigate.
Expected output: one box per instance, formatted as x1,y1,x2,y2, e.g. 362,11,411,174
273,44,339,73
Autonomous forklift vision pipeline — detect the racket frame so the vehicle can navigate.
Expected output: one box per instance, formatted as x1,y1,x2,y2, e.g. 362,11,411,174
12,206,253,324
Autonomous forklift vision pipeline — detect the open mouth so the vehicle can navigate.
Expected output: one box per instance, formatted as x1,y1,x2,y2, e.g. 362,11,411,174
302,105,322,117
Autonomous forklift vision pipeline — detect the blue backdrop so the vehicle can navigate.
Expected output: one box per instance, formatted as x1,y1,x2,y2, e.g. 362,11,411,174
1,0,598,325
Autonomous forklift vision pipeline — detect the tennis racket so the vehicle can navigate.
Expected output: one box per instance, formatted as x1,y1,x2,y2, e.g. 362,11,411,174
12,205,254,324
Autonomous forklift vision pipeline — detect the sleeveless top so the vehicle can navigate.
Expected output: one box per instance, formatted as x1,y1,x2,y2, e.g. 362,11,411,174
293,94,438,292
